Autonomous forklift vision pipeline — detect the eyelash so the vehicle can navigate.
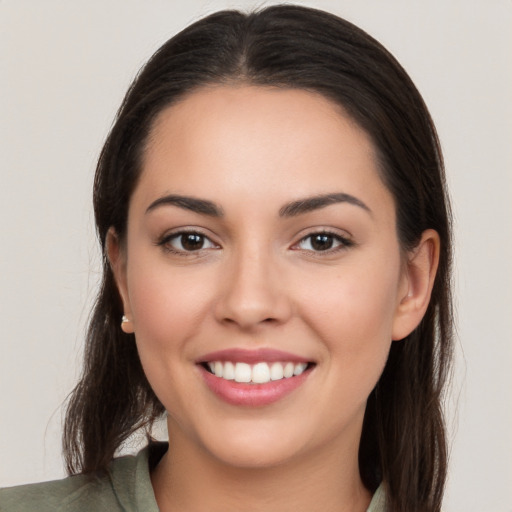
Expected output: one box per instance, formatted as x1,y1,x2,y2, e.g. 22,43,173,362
156,229,354,256
292,231,354,254
156,230,218,255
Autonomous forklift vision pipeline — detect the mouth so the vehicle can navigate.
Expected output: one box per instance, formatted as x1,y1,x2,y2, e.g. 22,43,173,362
196,349,315,406
200,360,314,384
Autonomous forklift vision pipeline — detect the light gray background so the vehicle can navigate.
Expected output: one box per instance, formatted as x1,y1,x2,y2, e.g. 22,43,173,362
1,1,511,510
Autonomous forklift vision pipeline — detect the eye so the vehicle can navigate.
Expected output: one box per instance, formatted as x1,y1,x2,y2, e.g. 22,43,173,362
294,232,353,252
159,231,218,254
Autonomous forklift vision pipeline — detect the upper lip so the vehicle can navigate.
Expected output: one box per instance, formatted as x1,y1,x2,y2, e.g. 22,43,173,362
197,348,312,364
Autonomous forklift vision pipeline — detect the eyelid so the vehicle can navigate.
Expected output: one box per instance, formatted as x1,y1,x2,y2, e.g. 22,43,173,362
156,227,221,255
155,226,354,256
290,228,355,253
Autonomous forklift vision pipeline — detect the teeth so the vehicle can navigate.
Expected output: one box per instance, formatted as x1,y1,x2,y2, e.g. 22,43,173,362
283,362,294,378
206,361,309,384
252,362,270,383
293,363,307,376
223,361,235,380
214,361,223,378
234,362,252,382
270,362,284,380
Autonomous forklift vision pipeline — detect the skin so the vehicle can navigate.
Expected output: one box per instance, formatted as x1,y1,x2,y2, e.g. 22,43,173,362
108,86,439,512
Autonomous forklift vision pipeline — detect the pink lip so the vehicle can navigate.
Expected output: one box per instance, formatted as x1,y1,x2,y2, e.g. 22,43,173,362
198,364,312,407
197,348,311,364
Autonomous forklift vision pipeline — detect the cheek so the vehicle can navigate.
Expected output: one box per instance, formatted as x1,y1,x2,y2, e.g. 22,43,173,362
125,261,216,413
298,252,402,377
128,258,210,335
124,255,218,394
305,259,399,332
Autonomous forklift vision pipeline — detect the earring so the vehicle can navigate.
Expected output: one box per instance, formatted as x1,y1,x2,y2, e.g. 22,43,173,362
121,315,134,334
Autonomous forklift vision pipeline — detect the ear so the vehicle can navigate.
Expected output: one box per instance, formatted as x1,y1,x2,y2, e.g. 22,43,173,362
392,229,440,341
106,227,134,334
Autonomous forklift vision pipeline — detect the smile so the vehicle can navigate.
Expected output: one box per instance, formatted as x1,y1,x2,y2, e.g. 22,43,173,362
205,361,308,384
197,348,314,406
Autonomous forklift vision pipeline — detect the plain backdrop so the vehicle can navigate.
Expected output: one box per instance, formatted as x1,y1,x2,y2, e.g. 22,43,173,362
1,1,511,510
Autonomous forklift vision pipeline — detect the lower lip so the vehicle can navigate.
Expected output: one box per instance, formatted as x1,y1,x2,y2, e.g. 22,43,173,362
199,365,312,407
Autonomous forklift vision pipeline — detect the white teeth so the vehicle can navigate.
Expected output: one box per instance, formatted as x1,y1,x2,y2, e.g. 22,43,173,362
214,361,224,378
283,362,294,378
234,362,252,383
252,362,271,383
270,362,284,381
206,360,310,384
223,361,235,380
293,363,307,376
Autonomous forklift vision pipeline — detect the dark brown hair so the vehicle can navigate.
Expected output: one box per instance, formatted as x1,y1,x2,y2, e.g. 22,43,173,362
63,5,453,511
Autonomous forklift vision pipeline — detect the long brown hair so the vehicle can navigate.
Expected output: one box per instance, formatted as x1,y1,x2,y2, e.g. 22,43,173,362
63,6,454,511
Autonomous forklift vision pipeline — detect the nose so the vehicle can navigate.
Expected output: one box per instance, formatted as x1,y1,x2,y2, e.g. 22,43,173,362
214,248,293,330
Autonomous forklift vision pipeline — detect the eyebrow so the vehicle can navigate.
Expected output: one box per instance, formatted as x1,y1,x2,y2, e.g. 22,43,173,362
145,192,371,218
146,194,224,217
279,193,371,217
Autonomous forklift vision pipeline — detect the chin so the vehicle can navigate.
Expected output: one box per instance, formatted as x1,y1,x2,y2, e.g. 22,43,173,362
192,419,316,470
207,442,301,470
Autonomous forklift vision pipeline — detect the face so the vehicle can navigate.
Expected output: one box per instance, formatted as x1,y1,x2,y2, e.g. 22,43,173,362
111,86,425,470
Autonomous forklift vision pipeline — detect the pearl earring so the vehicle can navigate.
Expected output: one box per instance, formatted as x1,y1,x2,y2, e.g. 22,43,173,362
120,314,134,334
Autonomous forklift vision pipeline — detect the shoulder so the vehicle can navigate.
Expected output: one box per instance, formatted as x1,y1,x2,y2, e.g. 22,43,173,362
0,473,116,512
0,443,166,512
366,483,387,512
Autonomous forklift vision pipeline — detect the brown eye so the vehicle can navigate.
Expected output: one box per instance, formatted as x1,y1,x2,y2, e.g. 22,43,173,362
161,231,218,253
295,232,353,253
180,233,205,251
310,234,334,251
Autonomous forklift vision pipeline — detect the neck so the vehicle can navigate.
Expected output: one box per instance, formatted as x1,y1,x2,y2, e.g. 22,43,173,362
151,420,371,512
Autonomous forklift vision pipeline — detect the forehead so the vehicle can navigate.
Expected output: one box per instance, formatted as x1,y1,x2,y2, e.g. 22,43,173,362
135,85,391,216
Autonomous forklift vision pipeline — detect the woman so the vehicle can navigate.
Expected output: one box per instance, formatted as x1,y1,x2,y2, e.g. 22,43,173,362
0,5,453,512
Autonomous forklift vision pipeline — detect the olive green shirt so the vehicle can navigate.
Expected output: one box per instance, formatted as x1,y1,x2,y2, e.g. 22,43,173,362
0,443,386,511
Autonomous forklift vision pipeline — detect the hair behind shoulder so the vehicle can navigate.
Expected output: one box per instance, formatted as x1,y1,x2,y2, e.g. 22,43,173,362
63,6,453,511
